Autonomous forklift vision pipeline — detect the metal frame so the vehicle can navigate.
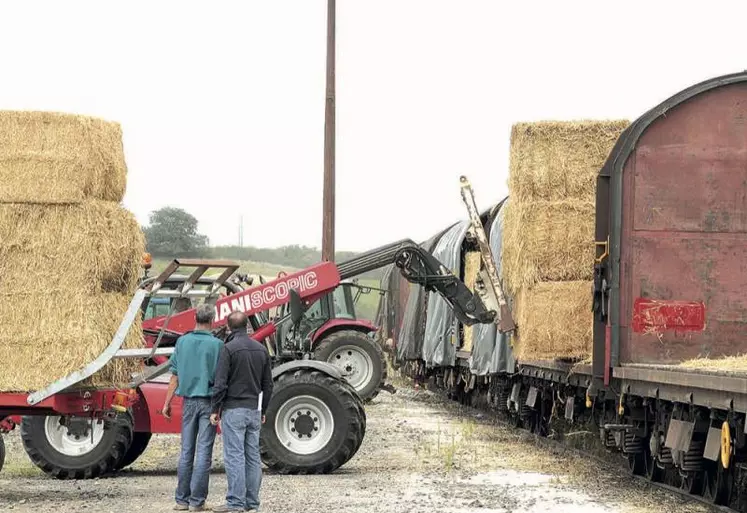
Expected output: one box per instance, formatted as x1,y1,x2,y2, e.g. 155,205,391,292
25,259,241,407
459,175,515,333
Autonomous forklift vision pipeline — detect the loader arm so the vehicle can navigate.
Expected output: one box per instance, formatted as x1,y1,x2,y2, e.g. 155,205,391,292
142,240,496,338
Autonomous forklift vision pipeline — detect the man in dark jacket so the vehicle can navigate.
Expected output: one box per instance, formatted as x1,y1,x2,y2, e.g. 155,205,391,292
210,311,273,513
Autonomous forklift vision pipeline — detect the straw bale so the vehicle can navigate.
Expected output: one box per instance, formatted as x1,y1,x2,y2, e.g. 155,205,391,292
508,120,629,203
0,111,127,203
679,355,747,373
0,292,143,392
501,199,594,295
513,281,592,362
461,250,481,352
0,201,145,295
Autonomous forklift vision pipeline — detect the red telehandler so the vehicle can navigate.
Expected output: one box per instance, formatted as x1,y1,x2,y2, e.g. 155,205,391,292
0,226,512,478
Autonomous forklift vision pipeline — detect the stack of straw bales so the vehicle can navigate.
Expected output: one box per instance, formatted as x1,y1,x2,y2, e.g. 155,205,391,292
502,120,628,361
0,111,145,392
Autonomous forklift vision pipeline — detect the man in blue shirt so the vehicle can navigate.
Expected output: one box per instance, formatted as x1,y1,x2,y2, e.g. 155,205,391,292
162,303,223,512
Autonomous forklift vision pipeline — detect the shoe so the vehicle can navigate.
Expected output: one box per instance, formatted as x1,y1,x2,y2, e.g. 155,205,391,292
189,506,208,512
174,505,189,511
211,505,243,512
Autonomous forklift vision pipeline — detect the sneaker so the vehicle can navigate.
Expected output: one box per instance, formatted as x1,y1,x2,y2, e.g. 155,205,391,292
189,506,208,512
211,505,243,512
174,505,189,511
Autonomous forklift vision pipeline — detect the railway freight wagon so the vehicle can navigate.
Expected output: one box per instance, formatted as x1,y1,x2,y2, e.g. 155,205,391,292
383,71,747,510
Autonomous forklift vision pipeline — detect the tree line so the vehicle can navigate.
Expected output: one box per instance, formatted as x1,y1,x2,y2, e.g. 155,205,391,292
143,206,381,277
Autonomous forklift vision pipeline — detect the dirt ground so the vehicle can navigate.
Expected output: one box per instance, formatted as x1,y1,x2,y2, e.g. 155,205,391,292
0,386,712,513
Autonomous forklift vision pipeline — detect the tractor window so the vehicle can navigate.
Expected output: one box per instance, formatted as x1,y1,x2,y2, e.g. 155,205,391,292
304,298,324,321
332,286,355,320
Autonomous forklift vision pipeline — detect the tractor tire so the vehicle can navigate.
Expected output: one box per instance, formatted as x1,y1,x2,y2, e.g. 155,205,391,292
0,435,5,474
114,432,152,470
20,413,134,480
313,330,387,402
260,369,366,474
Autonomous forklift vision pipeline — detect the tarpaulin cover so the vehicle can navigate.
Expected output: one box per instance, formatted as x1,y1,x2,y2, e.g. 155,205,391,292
396,231,445,362
374,265,395,338
468,200,516,375
422,220,470,367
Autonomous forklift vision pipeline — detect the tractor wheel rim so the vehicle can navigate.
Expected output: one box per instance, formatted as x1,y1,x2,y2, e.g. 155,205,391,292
327,345,374,391
274,395,334,455
44,416,105,457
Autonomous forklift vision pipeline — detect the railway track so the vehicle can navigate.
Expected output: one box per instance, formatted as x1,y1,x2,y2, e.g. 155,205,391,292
405,377,741,513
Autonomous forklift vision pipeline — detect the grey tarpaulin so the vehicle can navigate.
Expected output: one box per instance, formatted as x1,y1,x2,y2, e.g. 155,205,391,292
468,199,516,375
396,230,447,362
374,265,395,339
422,220,471,368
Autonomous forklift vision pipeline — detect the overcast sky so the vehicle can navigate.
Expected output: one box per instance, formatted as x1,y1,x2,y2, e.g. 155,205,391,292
0,1,745,251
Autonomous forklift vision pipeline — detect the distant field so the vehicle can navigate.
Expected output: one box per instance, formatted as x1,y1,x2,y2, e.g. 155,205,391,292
150,258,383,321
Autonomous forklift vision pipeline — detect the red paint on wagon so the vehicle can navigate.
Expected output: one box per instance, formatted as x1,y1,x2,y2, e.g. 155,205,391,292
632,298,706,333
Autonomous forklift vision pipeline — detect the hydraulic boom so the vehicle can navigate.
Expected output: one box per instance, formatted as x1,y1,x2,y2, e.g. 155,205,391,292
142,239,496,339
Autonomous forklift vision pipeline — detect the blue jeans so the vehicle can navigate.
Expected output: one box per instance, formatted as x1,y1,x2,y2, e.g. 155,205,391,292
221,407,263,510
176,397,217,508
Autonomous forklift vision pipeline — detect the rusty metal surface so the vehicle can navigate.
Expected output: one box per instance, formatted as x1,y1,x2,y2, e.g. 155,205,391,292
619,82,747,364
613,365,747,394
612,368,747,413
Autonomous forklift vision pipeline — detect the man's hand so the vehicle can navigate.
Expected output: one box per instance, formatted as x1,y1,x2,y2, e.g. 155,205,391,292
210,413,220,426
162,402,171,419
261,415,266,425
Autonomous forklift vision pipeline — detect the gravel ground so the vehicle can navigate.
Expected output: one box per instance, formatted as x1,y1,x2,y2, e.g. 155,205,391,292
0,386,712,513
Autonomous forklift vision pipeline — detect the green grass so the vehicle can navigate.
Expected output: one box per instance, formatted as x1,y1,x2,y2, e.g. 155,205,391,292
148,258,383,321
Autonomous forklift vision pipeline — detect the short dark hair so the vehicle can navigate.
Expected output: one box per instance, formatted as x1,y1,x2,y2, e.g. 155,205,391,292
227,311,248,331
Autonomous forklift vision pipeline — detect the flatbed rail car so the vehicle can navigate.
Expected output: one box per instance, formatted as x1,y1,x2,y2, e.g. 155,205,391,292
387,71,747,510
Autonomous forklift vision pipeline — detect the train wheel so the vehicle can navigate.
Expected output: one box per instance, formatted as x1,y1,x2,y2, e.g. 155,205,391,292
679,471,703,495
645,453,665,483
703,460,732,505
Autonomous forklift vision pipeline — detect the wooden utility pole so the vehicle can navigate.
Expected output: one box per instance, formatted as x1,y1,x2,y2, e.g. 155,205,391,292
321,0,336,262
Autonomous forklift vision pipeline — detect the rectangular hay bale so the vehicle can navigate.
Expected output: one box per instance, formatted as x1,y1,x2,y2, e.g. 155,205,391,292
0,201,145,295
501,199,595,295
0,111,127,203
508,120,629,203
0,292,144,392
513,281,592,362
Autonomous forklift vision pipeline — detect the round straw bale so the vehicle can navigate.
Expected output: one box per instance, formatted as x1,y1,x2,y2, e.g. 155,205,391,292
513,281,593,362
0,111,127,204
0,292,144,392
0,201,145,295
501,199,595,295
508,120,629,203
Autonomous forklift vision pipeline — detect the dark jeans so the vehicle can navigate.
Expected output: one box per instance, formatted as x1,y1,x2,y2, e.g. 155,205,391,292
176,397,217,508
221,407,263,510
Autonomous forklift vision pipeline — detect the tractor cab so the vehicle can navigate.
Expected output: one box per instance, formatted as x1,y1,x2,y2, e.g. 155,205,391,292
275,279,379,350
